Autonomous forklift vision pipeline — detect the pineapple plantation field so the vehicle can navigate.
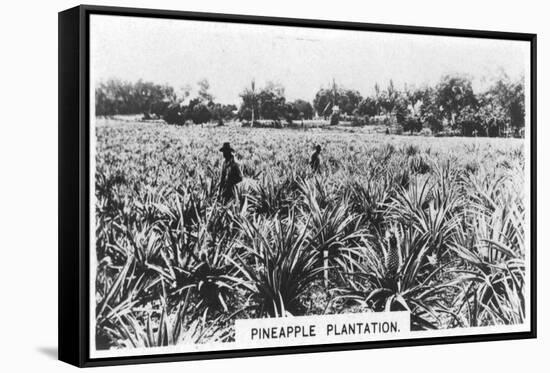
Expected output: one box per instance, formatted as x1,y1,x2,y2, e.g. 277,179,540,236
94,118,527,350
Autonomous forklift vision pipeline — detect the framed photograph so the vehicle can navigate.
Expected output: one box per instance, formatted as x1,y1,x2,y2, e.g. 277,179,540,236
58,5,537,367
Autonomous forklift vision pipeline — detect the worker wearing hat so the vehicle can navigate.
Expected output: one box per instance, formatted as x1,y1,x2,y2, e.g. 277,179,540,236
218,142,243,202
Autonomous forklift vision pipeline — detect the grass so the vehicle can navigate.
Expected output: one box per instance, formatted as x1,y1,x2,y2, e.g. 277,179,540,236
94,119,526,349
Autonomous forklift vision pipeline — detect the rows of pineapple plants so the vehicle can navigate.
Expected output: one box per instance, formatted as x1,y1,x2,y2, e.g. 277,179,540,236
94,122,526,349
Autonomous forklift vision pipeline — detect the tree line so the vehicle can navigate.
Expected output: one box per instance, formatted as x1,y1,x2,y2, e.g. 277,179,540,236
95,73,525,137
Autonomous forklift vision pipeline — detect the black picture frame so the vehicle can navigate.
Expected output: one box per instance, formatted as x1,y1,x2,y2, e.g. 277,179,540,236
58,4,537,367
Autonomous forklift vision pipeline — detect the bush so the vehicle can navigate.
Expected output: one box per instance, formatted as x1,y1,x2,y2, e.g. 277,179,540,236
402,115,422,133
150,100,170,118
351,115,368,126
424,114,443,134
163,104,186,125
189,102,212,124
419,128,433,136
95,79,176,116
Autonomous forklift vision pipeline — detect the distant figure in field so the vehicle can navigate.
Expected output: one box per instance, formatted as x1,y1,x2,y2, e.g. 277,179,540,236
310,144,322,173
218,142,243,202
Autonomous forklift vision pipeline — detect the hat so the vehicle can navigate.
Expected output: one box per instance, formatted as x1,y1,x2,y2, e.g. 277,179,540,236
219,142,235,153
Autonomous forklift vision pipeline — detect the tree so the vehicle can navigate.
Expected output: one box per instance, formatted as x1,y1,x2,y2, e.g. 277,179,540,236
396,86,434,133
188,98,212,124
238,82,287,121
258,87,286,120
288,99,314,120
401,116,422,133
484,74,525,135
402,86,426,116
95,79,177,116
163,102,187,125
358,97,378,117
378,80,400,116
435,75,477,129
509,81,525,131
456,106,486,137
313,83,362,118
394,95,409,127
424,112,443,134
373,82,382,115
238,80,258,122
340,90,363,115
197,78,214,103
313,88,333,119
417,87,443,133
210,103,237,125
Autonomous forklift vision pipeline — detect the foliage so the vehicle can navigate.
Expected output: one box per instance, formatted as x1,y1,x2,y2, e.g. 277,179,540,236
340,225,454,330
377,80,400,116
288,99,314,120
95,79,176,116
97,74,525,138
313,84,363,117
188,98,212,124
358,96,378,117
435,75,478,129
229,211,322,317
238,81,288,121
94,91,526,349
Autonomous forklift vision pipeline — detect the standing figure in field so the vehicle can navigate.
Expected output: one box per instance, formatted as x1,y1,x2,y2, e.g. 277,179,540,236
218,142,243,202
310,144,322,173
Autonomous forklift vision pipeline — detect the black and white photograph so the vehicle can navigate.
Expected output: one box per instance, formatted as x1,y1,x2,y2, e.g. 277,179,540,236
2,0,549,371
87,9,533,360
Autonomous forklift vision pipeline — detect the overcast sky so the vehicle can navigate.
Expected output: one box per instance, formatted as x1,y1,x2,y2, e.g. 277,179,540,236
90,14,529,105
